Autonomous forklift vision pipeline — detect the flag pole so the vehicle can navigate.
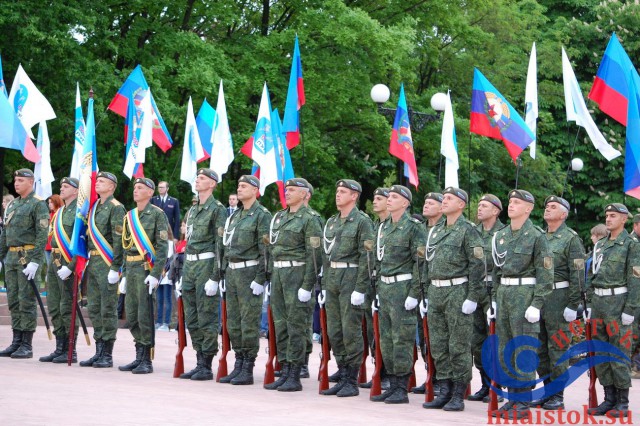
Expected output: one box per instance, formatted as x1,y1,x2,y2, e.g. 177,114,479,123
560,128,582,197
514,155,523,189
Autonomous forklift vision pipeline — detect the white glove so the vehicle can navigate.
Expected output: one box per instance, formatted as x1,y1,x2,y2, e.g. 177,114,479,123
404,296,418,311
119,277,127,294
57,266,73,280
145,275,159,294
23,262,39,280
563,307,577,322
317,290,326,307
461,299,478,315
204,279,219,296
175,278,183,292
524,306,541,323
419,299,429,318
621,313,635,326
371,295,380,313
585,307,592,320
297,288,312,303
487,301,497,321
0,261,3,273
107,270,120,284
350,291,365,306
250,281,264,296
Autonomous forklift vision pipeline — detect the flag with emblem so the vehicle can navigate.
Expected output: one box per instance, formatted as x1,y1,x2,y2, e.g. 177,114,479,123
34,121,54,198
180,97,205,194
440,90,458,188
70,83,86,179
196,98,215,160
210,80,234,181
272,108,295,208
8,64,56,139
525,42,538,159
283,35,305,150
389,84,419,188
0,54,7,98
0,86,39,162
123,88,153,179
623,70,640,199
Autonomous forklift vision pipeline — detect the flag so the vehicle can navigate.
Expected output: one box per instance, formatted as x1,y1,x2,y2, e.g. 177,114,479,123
70,83,86,179
625,72,640,199
180,97,205,194
123,89,153,179
195,98,215,160
470,68,535,162
0,88,39,162
389,84,419,188
272,108,295,208
34,121,54,198
282,35,306,149
209,80,234,181
525,42,538,159
8,64,56,139
588,33,640,126
440,91,458,188
0,54,7,98
562,48,621,161
108,65,173,152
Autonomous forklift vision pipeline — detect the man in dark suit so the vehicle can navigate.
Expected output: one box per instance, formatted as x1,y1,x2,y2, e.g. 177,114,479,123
151,181,180,244
227,193,239,217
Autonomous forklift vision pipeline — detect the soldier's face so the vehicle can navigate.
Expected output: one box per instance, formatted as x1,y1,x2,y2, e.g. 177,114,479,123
60,183,78,201
634,222,640,236
285,186,307,207
14,177,33,196
543,202,567,222
335,187,356,209
194,174,216,192
372,195,388,214
507,198,532,219
133,183,153,202
236,182,257,202
422,199,441,218
477,201,498,222
387,193,408,213
441,193,464,215
605,212,626,233
95,177,115,195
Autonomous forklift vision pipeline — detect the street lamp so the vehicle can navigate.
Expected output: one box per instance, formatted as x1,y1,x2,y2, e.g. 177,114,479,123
370,83,447,130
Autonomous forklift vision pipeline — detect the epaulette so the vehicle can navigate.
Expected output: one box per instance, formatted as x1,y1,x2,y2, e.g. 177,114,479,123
534,225,545,234
308,209,320,217
215,200,224,208
151,205,164,212
33,194,43,201
409,217,422,224
358,210,370,219
566,227,579,237
110,199,123,206
261,206,270,214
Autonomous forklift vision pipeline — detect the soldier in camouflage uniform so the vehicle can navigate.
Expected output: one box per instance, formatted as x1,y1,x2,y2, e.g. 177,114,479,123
219,175,271,385
118,177,169,374
586,203,639,418
320,179,374,397
489,189,553,420
0,169,49,359
176,168,227,381
469,194,504,402
533,196,585,410
372,185,427,404
41,177,80,363
79,172,126,368
422,187,484,412
265,178,322,392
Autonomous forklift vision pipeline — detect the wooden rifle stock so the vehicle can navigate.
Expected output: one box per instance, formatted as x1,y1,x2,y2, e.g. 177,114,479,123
423,314,435,402
173,295,187,377
264,282,277,386
318,303,331,393
216,279,230,381
488,317,499,412
370,308,383,398
358,316,368,384
585,318,598,408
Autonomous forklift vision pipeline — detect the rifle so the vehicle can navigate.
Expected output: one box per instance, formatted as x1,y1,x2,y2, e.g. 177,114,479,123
485,257,499,413
173,264,186,378
577,258,598,408
147,268,156,360
21,259,52,340
310,236,330,394
68,260,91,366
262,235,277,386
216,243,230,382
358,316,368,385
364,240,384,399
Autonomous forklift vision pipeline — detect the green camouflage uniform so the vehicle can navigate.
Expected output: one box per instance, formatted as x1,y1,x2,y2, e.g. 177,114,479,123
323,206,374,368
223,201,271,358
0,192,49,332
363,218,384,356
375,212,427,375
426,215,484,383
183,195,227,356
269,206,322,365
123,203,169,346
307,208,324,359
86,196,126,342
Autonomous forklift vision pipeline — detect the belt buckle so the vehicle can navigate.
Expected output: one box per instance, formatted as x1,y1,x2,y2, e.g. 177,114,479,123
143,262,150,271
19,249,27,265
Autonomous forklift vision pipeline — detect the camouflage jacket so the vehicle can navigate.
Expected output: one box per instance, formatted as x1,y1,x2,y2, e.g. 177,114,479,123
545,222,585,311
185,194,227,281
0,191,49,265
123,202,169,280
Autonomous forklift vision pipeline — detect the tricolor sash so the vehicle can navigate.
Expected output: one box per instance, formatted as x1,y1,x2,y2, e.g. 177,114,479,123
52,206,73,263
88,201,114,267
125,208,156,269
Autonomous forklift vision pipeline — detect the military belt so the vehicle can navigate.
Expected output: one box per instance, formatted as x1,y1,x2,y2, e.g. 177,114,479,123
228,260,259,270
431,277,468,287
9,245,35,252
594,286,627,296
380,273,412,284
273,260,306,268
330,261,358,269
50,248,62,254
500,277,536,286
552,281,569,290
126,255,145,262
89,249,101,256
186,252,215,262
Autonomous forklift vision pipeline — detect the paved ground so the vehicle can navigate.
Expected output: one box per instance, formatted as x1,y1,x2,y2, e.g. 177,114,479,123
0,325,637,425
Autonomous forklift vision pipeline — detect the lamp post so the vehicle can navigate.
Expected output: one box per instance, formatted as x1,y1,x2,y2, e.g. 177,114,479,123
561,157,583,198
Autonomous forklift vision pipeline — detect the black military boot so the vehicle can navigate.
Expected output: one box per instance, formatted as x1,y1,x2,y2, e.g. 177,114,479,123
0,330,23,357
300,353,310,378
80,340,104,367
385,373,410,404
529,379,551,407
180,351,204,379
337,365,360,397
411,382,426,394
53,335,77,363
94,340,114,368
132,346,153,374
433,378,441,396
542,391,564,410
278,364,303,392
190,353,213,380
443,381,467,411
328,368,341,383
423,379,452,409
265,362,289,390
467,372,490,401
492,388,530,420
321,365,346,396
588,385,617,416
39,335,64,362
11,331,34,359
371,375,397,402
608,388,629,418
219,353,244,383
483,385,504,403
231,356,256,385
119,343,143,371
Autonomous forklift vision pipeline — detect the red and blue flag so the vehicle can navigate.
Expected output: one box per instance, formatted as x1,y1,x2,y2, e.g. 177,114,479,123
195,98,215,160
272,108,295,208
282,35,305,150
389,84,418,188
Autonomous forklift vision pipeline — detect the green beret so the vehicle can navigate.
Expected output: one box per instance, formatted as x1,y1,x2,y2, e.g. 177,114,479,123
509,189,534,204
389,185,412,202
97,171,118,185
424,192,443,203
197,168,219,182
374,187,390,198
443,187,468,203
61,177,79,188
336,179,362,193
633,214,640,224
238,175,260,188
134,177,155,190
285,178,310,190
605,203,629,215
544,195,570,211
14,169,34,178
479,194,502,211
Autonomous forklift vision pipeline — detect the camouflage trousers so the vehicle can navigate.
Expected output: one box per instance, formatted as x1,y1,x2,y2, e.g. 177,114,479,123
47,254,78,338
86,256,119,342
472,291,491,374
428,283,473,383
225,264,262,358
378,278,416,376
325,266,364,368
182,257,219,356
124,261,155,346
591,292,633,389
537,287,571,383
271,265,312,365
4,250,38,332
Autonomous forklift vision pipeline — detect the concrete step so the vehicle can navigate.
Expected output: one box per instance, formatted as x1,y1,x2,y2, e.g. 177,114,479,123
0,291,93,327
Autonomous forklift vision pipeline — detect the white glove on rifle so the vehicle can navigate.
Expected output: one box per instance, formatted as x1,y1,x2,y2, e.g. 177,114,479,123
145,275,159,294
57,266,73,281
486,301,497,321
563,307,577,322
585,308,592,321
107,270,120,285
419,299,429,318
524,306,540,323
621,313,634,326
250,281,264,296
118,277,127,294
318,290,326,307
350,291,365,306
461,299,478,315
404,296,418,311
23,262,39,280
371,295,380,313
204,279,218,296
297,288,312,303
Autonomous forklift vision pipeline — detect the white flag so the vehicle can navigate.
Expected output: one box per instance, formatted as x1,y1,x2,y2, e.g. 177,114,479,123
562,48,621,161
123,89,154,178
70,82,85,179
34,121,54,198
251,83,278,194
440,91,459,188
525,42,538,159
180,97,205,194
209,80,234,182
8,64,56,138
